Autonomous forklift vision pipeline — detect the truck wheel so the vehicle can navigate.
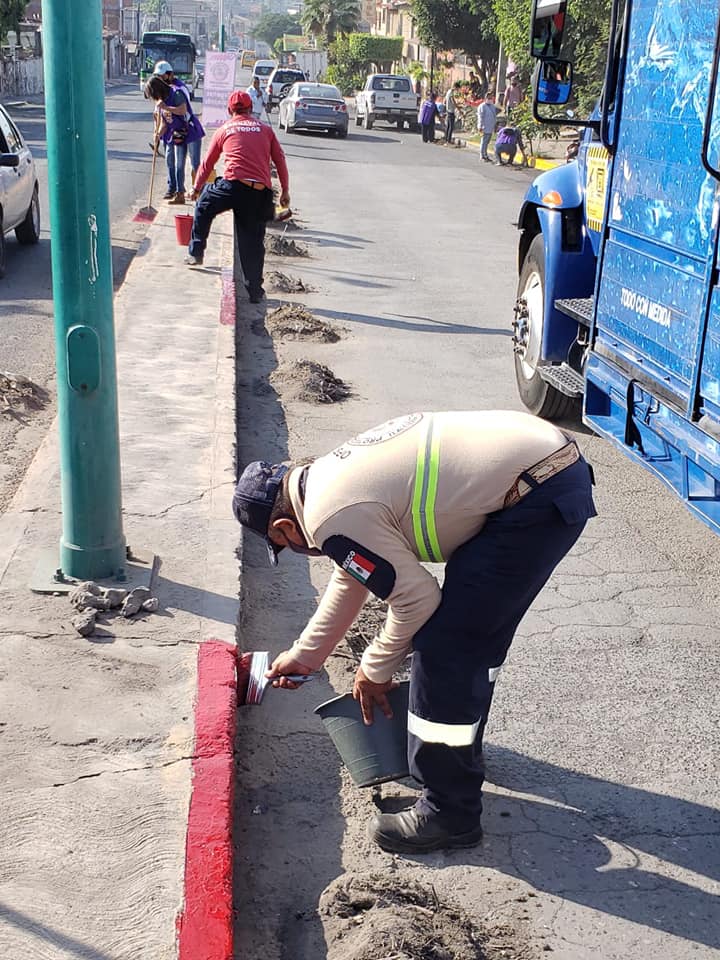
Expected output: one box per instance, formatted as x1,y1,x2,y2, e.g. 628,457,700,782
513,233,576,420
363,112,374,130
396,119,404,130
355,112,362,126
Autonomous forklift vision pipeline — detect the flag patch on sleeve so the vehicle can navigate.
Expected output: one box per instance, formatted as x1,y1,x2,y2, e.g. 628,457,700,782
343,550,375,583
321,535,396,599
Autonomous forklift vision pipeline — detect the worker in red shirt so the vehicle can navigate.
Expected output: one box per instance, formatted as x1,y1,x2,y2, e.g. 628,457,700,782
186,90,290,303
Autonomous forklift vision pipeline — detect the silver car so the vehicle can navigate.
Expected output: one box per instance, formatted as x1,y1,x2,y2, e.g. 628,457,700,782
278,83,349,138
0,103,40,278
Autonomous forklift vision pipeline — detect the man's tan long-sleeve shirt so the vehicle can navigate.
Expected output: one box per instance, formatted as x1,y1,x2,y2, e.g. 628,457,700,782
287,411,569,683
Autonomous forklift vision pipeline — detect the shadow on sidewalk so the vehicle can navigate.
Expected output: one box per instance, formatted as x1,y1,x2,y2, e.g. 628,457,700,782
0,902,113,960
232,282,346,957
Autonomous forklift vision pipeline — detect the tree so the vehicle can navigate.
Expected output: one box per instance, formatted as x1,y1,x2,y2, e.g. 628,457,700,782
410,0,499,90
253,13,302,49
0,0,28,38
492,0,611,111
347,34,403,73
301,0,361,49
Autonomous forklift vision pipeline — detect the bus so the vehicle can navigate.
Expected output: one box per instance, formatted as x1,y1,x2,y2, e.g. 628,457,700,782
139,30,196,99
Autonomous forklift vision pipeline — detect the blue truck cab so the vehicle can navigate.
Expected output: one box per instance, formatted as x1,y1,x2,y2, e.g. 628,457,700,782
514,0,720,533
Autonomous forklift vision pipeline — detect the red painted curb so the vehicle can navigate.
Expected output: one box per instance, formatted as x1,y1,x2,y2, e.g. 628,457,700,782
177,640,237,960
220,267,236,326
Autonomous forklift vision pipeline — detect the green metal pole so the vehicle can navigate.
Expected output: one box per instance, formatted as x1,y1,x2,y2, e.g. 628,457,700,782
219,0,226,51
43,0,127,580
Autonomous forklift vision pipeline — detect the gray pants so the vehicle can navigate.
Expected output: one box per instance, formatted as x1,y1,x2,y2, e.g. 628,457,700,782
480,131,493,159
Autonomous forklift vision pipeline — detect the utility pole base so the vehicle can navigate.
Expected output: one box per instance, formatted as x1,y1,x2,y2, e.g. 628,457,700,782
30,546,157,595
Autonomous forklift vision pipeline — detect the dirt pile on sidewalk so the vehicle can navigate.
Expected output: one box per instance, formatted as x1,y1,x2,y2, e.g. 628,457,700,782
270,359,350,403
0,372,47,416
320,872,524,960
266,235,309,257
266,270,313,293
267,304,340,342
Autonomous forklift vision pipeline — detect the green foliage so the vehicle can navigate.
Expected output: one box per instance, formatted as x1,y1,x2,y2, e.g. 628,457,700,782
410,0,498,88
300,0,361,47
253,12,302,48
0,0,25,38
406,60,428,83
347,34,403,70
492,0,611,114
511,98,559,156
142,0,166,15
323,61,365,94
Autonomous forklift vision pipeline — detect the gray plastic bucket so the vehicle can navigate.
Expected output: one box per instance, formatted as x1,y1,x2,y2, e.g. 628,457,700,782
314,681,410,788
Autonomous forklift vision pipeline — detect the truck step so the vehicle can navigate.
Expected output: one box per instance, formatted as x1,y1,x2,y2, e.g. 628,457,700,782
538,363,585,397
556,297,594,324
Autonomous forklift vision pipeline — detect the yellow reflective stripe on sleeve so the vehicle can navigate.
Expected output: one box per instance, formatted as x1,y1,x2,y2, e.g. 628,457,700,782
408,710,481,746
411,416,444,562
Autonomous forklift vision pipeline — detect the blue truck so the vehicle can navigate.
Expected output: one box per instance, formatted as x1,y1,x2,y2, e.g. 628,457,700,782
513,0,720,534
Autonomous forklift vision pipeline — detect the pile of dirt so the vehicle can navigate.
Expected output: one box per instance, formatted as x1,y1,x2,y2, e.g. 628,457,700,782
343,595,411,681
267,304,339,342
265,235,309,258
270,360,350,404
0,372,47,417
266,270,313,293
320,873,521,960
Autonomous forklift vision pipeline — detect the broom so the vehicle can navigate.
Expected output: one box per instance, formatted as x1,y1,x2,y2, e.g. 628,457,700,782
133,118,161,224
237,650,317,706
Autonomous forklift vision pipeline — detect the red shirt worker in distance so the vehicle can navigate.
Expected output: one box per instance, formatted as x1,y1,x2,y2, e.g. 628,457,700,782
186,90,290,303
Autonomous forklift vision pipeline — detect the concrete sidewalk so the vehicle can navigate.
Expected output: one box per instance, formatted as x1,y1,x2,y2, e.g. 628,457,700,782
0,204,238,959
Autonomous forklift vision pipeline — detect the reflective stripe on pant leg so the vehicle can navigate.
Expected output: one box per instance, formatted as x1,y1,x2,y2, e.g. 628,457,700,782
408,711,482,746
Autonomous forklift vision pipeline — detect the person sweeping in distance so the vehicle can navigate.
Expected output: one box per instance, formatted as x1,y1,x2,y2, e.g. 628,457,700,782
232,410,596,854
185,90,290,303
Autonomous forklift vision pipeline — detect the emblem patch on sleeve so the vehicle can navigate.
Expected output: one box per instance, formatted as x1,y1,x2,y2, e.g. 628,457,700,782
322,535,396,599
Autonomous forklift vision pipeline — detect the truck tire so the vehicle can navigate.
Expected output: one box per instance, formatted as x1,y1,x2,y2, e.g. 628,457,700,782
355,112,362,126
513,233,576,420
396,118,404,130
363,112,374,130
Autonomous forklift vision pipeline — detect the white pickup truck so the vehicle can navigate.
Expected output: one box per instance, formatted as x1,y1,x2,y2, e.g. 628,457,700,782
354,74,419,131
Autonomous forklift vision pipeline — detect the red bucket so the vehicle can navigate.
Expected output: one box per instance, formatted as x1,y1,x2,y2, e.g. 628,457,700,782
174,213,193,246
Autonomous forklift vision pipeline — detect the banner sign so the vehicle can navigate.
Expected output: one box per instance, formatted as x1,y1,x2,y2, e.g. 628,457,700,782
202,52,238,129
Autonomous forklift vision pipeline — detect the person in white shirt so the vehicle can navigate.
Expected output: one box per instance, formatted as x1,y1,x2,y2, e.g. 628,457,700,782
246,76,270,124
444,87,457,143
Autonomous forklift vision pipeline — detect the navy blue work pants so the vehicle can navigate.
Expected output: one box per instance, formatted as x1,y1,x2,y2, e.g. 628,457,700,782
409,458,596,825
189,178,274,290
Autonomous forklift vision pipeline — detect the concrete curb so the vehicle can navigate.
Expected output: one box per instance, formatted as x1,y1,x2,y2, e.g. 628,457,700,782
177,640,238,960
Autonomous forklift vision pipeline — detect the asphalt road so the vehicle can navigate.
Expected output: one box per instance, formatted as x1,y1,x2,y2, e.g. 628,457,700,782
0,81,167,512
234,101,720,958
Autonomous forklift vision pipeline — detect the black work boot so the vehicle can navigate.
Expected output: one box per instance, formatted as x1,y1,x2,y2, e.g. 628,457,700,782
368,804,483,854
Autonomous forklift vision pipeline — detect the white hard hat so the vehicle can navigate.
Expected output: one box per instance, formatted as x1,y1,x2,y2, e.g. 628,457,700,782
154,60,174,75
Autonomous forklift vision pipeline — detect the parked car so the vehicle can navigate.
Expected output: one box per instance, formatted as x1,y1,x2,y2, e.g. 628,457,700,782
0,103,40,277
355,74,419,130
278,83,348,137
266,67,307,110
194,58,205,86
251,59,277,91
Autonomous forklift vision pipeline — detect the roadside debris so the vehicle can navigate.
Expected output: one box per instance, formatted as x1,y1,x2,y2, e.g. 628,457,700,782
0,371,47,416
266,270,313,293
343,596,411,681
265,235,309,258
320,872,521,960
270,359,350,404
267,304,340,342
69,581,159,636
